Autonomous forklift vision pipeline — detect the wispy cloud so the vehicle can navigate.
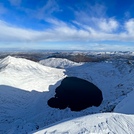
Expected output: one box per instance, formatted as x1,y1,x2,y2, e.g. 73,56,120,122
8,0,22,6
73,3,119,33
21,0,61,21
74,3,106,24
0,18,134,43
36,0,60,19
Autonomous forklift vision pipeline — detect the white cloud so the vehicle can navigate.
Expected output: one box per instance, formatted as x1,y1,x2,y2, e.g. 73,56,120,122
74,4,118,33
8,0,21,6
46,18,67,27
0,20,40,42
0,18,134,48
98,18,119,32
125,18,134,34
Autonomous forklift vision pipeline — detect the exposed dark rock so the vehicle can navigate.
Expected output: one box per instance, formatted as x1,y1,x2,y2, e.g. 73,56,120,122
48,77,103,111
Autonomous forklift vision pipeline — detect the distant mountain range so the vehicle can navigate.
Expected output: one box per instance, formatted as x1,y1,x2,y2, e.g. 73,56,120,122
0,50,134,62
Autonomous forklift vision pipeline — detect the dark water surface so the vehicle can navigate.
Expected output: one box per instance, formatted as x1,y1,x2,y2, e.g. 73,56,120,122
48,77,103,111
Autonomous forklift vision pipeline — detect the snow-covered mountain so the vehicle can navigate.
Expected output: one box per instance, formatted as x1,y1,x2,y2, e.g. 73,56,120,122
0,56,134,134
39,57,83,68
33,113,134,134
0,56,65,91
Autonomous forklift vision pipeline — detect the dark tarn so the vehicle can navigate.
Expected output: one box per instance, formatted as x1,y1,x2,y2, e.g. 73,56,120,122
48,77,103,111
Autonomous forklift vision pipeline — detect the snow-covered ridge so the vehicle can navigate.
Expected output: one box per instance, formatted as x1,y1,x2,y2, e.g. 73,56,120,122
0,56,56,71
39,58,83,68
33,113,134,134
0,56,65,92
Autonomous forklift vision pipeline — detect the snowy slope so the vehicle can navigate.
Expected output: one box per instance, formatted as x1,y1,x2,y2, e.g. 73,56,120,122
0,56,65,92
33,113,134,134
114,90,134,114
0,56,134,133
39,58,83,68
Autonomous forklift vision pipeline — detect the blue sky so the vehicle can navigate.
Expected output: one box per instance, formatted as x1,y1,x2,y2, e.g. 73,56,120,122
0,0,134,51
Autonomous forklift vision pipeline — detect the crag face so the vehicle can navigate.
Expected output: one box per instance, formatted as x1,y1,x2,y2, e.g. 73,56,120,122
48,77,103,111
